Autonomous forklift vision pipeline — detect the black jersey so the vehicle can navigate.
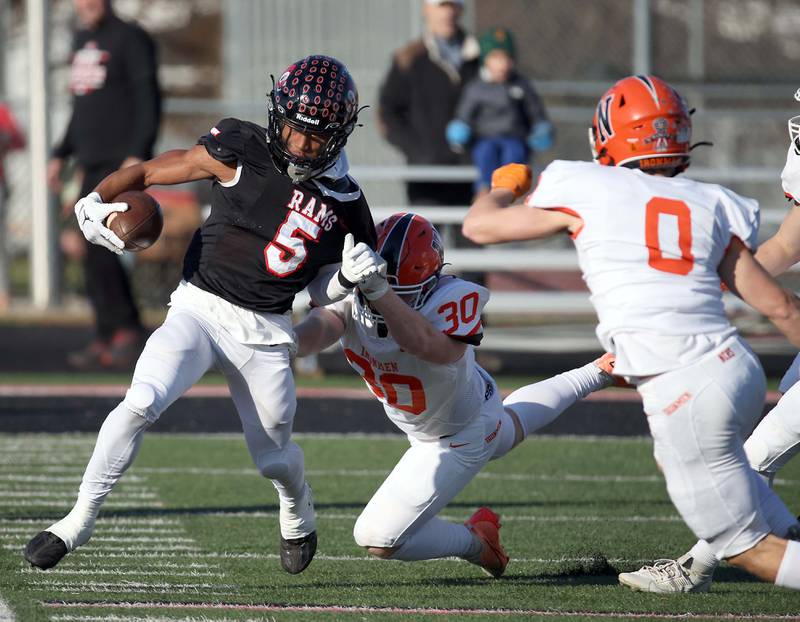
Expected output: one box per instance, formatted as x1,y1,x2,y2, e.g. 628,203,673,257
183,117,376,314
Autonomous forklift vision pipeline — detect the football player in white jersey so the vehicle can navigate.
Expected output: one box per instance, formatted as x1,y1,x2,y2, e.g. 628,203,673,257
462,75,800,590
614,113,800,592
294,212,617,577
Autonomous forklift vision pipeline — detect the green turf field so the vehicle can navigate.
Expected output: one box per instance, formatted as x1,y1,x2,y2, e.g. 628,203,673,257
1,433,799,621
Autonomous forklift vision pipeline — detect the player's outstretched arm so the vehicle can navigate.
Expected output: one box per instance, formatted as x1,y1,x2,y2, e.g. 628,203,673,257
755,207,800,277
294,307,347,358
368,288,467,365
462,164,576,244
720,237,800,348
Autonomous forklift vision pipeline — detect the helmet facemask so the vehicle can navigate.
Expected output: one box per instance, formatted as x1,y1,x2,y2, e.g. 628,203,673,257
266,91,356,182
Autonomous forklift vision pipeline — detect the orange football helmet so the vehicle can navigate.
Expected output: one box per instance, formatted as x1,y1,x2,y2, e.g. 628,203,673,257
589,75,692,174
373,212,444,310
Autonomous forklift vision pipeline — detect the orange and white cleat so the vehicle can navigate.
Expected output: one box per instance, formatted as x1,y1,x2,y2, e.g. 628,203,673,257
464,506,509,578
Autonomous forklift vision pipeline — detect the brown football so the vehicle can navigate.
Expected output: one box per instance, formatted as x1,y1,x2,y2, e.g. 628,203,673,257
105,191,163,252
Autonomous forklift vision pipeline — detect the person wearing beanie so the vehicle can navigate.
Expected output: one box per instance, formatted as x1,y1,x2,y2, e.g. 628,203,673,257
446,26,554,196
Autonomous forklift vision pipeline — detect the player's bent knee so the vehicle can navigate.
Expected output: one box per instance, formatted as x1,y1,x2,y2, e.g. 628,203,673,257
366,546,397,559
352,513,395,550
123,383,158,423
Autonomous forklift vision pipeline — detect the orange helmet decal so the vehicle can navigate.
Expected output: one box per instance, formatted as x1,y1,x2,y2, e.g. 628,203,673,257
590,75,692,174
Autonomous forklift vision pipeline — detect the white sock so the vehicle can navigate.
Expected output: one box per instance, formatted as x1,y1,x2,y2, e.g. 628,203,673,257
390,516,481,562
752,470,799,537
776,539,800,589
48,402,150,551
503,362,608,437
47,495,101,551
682,540,719,576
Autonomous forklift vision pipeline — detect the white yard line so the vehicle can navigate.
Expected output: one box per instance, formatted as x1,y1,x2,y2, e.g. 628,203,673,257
0,596,14,622
0,490,157,499
0,517,180,526
42,601,800,620
0,500,163,508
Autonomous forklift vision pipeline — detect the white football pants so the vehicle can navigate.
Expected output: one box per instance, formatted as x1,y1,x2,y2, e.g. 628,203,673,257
353,388,511,548
744,354,800,479
76,306,307,536
352,362,604,549
638,335,793,559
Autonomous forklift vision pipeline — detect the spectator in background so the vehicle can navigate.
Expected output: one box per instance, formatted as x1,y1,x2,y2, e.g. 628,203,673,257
446,27,554,197
0,102,25,311
48,0,161,370
378,0,479,207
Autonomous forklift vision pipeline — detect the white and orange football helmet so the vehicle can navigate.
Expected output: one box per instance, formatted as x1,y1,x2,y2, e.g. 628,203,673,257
355,213,445,330
589,75,692,175
374,212,444,309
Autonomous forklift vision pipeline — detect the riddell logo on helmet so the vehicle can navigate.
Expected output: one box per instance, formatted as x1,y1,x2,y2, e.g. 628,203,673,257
296,113,320,126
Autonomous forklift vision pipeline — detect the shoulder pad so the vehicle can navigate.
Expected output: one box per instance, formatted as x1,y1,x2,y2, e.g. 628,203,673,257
312,174,362,202
425,277,488,344
198,118,272,173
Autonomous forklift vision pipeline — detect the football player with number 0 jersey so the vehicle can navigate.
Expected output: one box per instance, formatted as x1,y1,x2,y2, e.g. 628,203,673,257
24,55,378,575
295,213,617,577
617,111,800,593
463,75,800,589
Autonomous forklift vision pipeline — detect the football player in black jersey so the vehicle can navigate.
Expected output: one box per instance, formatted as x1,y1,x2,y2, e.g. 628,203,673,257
25,55,378,575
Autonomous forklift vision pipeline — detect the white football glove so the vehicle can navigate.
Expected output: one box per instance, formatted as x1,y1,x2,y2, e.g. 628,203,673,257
74,192,129,255
338,233,389,301
358,263,389,301
339,233,383,282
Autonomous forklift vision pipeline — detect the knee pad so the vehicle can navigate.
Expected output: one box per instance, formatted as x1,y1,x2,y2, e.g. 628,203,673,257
745,409,800,475
353,508,397,549
353,512,377,548
123,383,158,423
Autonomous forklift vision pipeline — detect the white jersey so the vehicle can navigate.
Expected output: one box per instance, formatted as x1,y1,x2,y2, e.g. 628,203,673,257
330,276,494,440
527,160,760,377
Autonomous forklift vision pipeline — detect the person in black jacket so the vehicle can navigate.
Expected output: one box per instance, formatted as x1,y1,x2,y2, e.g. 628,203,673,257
25,55,377,577
48,0,161,370
378,0,479,207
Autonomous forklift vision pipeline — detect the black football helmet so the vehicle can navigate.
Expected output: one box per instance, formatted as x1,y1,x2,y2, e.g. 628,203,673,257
267,55,360,182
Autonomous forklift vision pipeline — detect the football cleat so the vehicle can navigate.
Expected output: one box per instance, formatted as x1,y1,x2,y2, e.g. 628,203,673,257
280,531,317,574
24,531,68,570
464,506,509,578
618,556,713,593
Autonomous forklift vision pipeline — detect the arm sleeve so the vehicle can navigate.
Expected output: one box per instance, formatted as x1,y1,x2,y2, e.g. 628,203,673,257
307,263,353,306
377,59,419,158
122,27,161,160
